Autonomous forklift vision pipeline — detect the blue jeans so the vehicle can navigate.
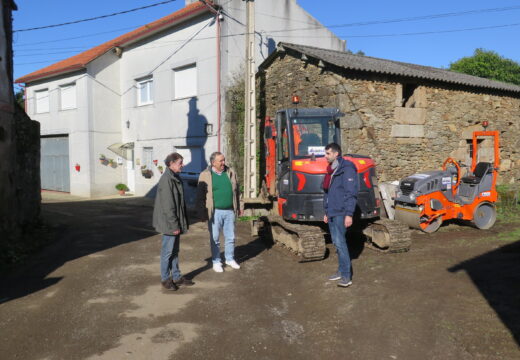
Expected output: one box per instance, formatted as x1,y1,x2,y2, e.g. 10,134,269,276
208,209,236,264
328,215,352,280
160,234,181,282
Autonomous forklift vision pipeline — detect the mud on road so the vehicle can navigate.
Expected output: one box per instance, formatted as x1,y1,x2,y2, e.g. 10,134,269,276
1,194,519,359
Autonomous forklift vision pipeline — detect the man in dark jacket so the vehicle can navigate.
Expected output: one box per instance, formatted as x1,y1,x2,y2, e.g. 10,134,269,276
323,143,358,288
153,152,194,291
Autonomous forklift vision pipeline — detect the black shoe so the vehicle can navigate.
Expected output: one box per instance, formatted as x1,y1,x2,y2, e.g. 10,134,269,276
161,279,179,291
175,276,194,287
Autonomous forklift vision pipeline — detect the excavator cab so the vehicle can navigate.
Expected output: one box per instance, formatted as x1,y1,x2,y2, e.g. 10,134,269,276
264,107,380,222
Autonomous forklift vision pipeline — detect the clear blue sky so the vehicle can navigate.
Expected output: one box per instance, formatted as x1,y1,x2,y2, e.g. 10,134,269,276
12,0,520,88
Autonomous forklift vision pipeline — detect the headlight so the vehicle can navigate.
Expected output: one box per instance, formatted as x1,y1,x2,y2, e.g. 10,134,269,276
409,193,415,201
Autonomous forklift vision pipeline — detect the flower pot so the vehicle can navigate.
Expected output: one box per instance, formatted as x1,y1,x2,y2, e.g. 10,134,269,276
75,164,81,172
118,190,126,196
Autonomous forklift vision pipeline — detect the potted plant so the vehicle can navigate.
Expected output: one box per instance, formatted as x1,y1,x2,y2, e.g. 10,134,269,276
141,165,153,179
99,154,108,165
115,183,129,195
108,158,117,168
74,163,81,172
157,165,164,174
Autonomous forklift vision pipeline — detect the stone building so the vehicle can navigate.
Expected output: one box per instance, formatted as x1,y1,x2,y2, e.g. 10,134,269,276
258,43,520,183
0,1,41,261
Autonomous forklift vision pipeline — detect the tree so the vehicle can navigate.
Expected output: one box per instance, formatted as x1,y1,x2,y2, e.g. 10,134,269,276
15,89,25,110
449,48,520,86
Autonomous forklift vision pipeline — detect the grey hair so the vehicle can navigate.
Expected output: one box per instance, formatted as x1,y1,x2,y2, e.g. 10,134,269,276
209,151,223,165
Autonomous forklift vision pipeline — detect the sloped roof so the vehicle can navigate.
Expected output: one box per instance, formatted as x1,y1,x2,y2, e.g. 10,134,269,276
266,42,520,94
16,1,213,84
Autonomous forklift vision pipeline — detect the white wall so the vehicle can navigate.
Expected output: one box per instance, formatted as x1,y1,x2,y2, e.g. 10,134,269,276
88,51,123,197
26,71,94,196
120,14,218,196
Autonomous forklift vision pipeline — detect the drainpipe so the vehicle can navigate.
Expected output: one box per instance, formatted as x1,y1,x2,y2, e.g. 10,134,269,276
216,12,221,152
200,1,222,151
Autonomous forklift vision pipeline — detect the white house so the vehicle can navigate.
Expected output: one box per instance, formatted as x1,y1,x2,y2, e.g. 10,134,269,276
17,0,344,199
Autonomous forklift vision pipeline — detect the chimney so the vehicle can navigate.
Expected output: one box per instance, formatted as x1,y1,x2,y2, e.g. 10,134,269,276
185,0,199,6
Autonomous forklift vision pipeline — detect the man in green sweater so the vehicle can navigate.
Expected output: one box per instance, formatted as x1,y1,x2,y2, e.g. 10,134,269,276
196,152,241,272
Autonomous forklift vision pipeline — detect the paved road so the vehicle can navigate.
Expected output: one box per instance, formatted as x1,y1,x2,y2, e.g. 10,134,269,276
1,193,519,359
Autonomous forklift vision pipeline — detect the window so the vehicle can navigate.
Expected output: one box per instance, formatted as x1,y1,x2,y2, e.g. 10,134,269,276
401,84,418,107
60,83,76,110
143,147,153,169
173,64,197,99
136,77,153,106
35,89,49,114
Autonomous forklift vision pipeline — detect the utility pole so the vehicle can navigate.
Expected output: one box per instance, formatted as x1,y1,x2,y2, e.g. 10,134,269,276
243,0,257,199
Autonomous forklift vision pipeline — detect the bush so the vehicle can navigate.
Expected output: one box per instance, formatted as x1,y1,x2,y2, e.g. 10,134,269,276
115,183,129,191
496,184,520,221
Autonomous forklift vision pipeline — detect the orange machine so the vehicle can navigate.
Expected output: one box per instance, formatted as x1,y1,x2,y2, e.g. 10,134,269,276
394,130,500,232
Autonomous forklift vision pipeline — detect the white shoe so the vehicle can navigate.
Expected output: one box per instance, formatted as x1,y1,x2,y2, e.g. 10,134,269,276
213,263,224,273
225,260,241,269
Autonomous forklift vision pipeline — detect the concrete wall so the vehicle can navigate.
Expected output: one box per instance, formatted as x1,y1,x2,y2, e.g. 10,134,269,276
120,14,217,196
26,71,93,196
88,51,123,196
260,54,520,184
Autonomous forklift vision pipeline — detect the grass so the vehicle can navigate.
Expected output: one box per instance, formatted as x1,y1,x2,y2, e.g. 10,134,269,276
496,227,520,242
238,215,260,222
496,184,520,222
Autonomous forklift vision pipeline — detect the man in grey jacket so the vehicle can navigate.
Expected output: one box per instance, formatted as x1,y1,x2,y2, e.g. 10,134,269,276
153,152,194,291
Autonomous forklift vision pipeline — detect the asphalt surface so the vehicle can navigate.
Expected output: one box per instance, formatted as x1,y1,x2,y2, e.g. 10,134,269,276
0,192,519,359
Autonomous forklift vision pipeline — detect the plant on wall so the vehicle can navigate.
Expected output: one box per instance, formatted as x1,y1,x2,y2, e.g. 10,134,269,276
141,165,153,179
157,165,164,174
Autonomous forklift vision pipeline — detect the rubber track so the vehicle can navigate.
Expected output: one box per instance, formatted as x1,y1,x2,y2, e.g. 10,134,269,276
267,215,326,261
365,218,412,253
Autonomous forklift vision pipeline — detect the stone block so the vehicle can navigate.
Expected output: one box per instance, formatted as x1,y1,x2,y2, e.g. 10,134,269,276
391,124,424,138
447,124,457,133
396,138,423,145
342,113,364,129
499,159,512,171
461,125,484,139
394,107,426,125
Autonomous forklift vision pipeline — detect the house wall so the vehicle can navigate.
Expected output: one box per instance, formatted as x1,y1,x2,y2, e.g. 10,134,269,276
0,1,41,262
261,55,520,184
26,71,93,196
120,14,217,196
88,51,123,196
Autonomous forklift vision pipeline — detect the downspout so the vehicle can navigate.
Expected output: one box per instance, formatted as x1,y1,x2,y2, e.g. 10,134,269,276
24,85,27,111
199,1,221,151
216,12,221,151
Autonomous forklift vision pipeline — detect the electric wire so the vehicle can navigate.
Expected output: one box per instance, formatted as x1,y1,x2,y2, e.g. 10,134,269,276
13,0,178,33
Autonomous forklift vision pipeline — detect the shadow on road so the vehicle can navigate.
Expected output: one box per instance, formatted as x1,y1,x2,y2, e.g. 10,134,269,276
448,239,520,346
0,198,156,304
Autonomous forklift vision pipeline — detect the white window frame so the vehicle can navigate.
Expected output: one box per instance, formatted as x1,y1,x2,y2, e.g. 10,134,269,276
35,89,49,114
136,77,153,106
59,83,76,110
173,64,197,100
143,147,154,169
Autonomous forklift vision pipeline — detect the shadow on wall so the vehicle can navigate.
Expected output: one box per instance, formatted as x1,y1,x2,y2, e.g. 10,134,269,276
448,240,520,346
145,97,208,206
183,97,208,207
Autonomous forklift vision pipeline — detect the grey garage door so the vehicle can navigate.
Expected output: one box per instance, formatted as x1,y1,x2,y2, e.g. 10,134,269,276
41,136,70,192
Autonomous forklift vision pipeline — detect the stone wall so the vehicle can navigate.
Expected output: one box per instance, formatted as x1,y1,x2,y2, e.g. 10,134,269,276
0,1,41,265
260,54,520,183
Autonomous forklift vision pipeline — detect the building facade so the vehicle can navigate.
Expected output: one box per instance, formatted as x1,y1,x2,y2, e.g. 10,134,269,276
17,0,344,198
259,43,520,184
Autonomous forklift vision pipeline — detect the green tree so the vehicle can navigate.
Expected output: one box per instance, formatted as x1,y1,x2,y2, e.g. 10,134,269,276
449,48,520,85
15,89,25,109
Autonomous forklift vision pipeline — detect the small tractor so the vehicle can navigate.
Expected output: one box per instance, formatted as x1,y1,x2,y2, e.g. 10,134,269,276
249,100,500,261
